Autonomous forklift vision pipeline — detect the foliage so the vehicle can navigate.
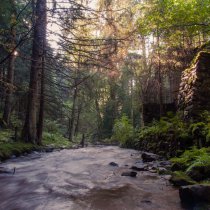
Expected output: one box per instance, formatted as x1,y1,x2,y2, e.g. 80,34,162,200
136,0,210,43
171,147,209,169
44,120,61,134
42,132,72,148
0,142,38,160
112,115,135,147
189,111,210,146
0,129,13,143
186,152,210,173
170,171,197,186
135,113,190,156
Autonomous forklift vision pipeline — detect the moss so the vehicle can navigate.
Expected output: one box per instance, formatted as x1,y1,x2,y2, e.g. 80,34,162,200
0,142,38,160
170,171,197,186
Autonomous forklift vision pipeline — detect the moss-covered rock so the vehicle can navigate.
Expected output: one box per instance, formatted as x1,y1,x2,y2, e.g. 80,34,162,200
169,171,197,186
0,142,38,160
180,184,210,203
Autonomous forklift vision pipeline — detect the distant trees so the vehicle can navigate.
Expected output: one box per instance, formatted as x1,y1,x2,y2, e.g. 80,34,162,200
0,0,209,145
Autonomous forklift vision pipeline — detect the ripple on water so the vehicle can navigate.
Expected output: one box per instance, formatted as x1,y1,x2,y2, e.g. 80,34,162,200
0,146,184,210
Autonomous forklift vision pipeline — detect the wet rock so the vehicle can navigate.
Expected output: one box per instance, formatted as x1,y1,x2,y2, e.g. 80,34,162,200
159,161,171,168
149,169,157,173
142,152,160,162
158,167,168,175
130,163,147,171
179,184,210,203
141,200,152,204
109,162,119,167
121,171,137,177
45,147,54,153
170,171,196,186
162,175,172,180
0,167,15,174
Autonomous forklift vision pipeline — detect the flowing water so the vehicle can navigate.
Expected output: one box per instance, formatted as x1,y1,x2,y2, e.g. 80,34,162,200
0,146,183,210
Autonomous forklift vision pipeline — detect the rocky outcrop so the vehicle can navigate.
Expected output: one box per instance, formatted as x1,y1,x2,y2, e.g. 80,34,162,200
178,51,210,118
142,152,160,162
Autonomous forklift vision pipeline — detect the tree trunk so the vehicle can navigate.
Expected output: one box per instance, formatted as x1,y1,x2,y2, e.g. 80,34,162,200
157,30,163,117
74,103,82,136
3,53,15,125
95,96,102,138
2,18,16,126
69,85,77,141
37,55,45,145
22,0,46,143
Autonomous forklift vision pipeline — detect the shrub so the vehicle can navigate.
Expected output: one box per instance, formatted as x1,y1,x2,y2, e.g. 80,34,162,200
135,113,191,155
112,115,135,147
42,132,71,148
171,147,210,181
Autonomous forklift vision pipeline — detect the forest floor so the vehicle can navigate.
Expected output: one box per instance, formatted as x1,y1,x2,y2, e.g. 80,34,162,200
0,129,73,161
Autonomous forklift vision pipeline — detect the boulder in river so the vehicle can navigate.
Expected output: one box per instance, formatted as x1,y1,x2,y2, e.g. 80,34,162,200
130,163,147,171
142,152,160,162
121,171,137,177
179,184,210,203
0,167,15,174
45,147,54,153
109,162,119,167
158,161,171,169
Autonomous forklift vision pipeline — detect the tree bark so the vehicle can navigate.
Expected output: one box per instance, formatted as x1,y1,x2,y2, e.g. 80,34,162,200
37,55,45,145
69,85,78,141
157,29,163,117
2,12,16,126
3,53,15,125
22,0,46,143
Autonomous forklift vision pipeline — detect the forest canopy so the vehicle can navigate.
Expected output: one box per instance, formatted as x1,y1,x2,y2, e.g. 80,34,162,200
0,0,209,146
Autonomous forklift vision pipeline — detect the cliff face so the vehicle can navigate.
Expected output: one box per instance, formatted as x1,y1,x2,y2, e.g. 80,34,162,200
178,51,210,118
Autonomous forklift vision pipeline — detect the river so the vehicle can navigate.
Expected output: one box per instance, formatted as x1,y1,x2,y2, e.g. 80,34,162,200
0,146,183,210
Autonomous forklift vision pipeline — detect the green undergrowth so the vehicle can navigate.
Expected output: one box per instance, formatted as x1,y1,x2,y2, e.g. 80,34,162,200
0,142,38,160
170,171,197,186
111,115,135,148
42,132,72,148
135,112,191,156
171,147,210,182
0,128,72,161
113,111,210,157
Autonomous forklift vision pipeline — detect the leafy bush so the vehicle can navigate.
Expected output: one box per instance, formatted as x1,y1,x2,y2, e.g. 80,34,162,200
0,129,13,143
112,115,135,147
171,147,209,169
189,120,210,147
135,113,190,156
42,132,72,148
44,120,61,134
170,147,210,181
